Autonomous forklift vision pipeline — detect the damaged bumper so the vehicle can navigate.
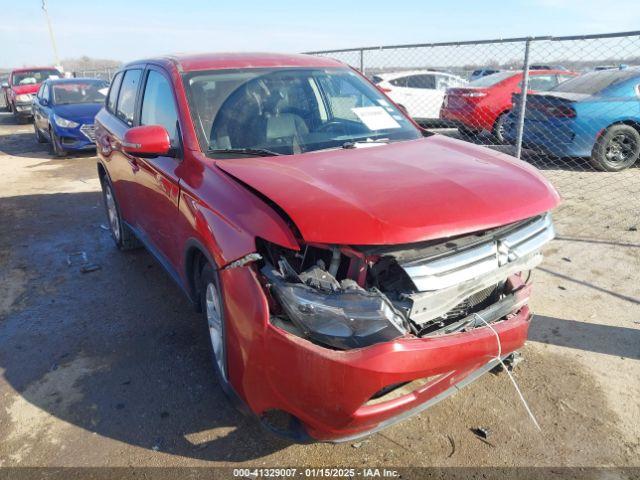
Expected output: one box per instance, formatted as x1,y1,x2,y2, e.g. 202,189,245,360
219,214,554,442
262,283,532,442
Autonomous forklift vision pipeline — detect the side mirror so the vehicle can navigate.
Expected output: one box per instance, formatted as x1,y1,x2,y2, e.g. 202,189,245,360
41,98,49,106
122,125,171,157
1,82,8,88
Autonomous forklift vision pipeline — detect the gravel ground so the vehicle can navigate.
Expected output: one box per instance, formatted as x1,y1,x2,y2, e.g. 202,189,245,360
0,111,638,477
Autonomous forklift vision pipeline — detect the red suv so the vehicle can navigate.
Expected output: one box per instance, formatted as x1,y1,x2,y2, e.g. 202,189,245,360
441,69,576,142
5,67,62,122
95,53,559,442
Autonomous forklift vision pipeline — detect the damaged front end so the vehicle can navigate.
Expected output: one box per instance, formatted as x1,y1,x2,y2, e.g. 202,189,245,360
258,214,555,350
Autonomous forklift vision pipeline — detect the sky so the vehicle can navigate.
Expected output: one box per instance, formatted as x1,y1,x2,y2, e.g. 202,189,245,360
1,0,639,68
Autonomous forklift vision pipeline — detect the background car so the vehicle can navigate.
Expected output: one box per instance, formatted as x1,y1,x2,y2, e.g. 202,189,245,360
32,78,108,156
504,66,640,171
0,74,8,109
5,67,62,122
440,69,576,142
372,70,467,122
469,68,501,81
530,64,568,71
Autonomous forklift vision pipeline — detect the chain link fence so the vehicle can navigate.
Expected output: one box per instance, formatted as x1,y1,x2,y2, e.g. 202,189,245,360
308,31,640,242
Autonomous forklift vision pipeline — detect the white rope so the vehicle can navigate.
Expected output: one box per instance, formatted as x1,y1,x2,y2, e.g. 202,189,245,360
473,313,541,431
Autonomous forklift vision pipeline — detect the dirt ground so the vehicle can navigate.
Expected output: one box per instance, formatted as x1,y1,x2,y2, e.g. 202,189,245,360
0,111,638,477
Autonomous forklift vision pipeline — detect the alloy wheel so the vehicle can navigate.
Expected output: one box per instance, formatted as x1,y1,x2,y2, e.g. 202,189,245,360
104,185,121,242
205,282,226,380
605,133,637,164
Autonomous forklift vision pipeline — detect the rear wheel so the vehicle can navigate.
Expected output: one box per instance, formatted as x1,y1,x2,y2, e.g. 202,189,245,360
100,176,141,250
492,111,510,144
199,262,227,383
590,124,640,172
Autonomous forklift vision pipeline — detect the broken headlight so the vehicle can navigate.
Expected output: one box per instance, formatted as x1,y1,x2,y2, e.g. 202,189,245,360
262,265,408,350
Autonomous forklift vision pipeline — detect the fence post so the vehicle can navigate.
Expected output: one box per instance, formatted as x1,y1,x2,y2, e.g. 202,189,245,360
515,38,532,159
359,49,365,75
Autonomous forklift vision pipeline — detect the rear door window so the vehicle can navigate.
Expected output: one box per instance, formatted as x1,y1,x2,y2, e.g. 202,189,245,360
390,77,408,87
406,75,436,89
116,69,142,126
140,70,179,144
107,72,123,113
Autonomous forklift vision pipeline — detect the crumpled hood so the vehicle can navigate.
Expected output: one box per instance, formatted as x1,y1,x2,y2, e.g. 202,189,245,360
53,103,102,125
216,135,560,245
11,84,40,95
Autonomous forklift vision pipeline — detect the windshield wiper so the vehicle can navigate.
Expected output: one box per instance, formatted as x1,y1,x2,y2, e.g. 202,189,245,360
207,147,282,157
342,139,390,149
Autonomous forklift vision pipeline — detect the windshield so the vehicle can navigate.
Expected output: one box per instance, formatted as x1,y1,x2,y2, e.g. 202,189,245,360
469,71,516,87
12,69,61,86
551,69,640,95
51,81,108,105
185,67,421,156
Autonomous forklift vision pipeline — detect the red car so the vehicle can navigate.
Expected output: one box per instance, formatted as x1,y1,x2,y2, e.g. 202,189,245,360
4,67,62,122
440,69,576,142
95,53,559,442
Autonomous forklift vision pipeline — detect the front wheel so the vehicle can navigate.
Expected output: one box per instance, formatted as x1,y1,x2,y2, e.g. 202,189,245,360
49,128,67,157
34,121,46,143
200,262,228,383
590,124,640,172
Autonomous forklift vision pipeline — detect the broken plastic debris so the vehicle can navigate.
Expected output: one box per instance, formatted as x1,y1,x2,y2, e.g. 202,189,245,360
67,251,87,266
80,264,101,274
471,427,492,439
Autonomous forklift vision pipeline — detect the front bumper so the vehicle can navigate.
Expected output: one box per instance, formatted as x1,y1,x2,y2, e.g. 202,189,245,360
54,124,97,151
14,102,34,117
220,265,532,442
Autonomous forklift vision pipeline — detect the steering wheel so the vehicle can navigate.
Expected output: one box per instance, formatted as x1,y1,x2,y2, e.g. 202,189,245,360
316,121,347,133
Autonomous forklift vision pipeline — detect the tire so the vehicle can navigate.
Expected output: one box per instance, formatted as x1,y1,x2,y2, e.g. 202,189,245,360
100,176,141,250
590,124,640,172
49,128,67,157
34,120,46,143
492,111,510,144
199,262,228,383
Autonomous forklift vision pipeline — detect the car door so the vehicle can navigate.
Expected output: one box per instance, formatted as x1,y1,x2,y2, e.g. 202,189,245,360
38,83,53,133
405,74,438,119
384,76,411,114
127,66,182,267
97,69,143,226
33,84,46,130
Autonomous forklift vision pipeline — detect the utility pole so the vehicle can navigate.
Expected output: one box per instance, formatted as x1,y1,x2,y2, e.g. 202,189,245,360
42,0,61,67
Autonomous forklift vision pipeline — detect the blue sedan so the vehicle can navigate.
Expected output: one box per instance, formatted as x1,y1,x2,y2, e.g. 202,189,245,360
505,67,640,171
32,78,108,156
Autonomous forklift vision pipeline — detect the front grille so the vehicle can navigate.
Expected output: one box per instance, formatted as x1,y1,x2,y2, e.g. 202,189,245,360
80,124,96,142
401,214,555,292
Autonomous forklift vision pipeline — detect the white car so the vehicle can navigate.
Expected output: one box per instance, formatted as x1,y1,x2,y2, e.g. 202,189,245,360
372,70,467,121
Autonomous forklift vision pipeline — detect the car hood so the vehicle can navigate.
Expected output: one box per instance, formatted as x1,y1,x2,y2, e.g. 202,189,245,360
52,103,103,124
12,84,40,95
215,136,560,245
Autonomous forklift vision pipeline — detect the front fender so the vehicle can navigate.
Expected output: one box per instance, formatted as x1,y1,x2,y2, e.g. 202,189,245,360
178,154,299,271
